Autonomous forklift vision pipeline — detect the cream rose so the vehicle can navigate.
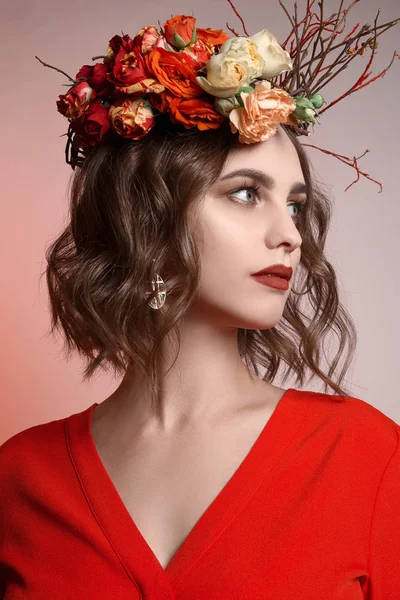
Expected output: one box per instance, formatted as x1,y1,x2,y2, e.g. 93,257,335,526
248,28,293,79
195,37,264,98
229,80,296,143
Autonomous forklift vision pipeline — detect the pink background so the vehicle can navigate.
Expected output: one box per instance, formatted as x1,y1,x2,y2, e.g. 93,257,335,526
1,0,399,443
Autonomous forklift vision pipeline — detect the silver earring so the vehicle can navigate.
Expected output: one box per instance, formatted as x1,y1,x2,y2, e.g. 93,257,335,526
146,259,166,310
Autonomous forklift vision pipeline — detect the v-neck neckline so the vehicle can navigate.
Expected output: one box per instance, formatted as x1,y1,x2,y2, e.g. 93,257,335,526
66,387,307,595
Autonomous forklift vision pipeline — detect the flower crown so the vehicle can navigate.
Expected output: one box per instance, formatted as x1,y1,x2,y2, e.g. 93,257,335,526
36,0,399,191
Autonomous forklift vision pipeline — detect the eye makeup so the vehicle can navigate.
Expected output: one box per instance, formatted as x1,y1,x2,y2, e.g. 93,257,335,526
224,179,308,217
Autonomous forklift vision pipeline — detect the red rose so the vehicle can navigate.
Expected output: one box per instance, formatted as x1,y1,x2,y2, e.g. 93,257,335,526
105,34,164,96
56,81,96,120
71,98,111,147
75,63,113,97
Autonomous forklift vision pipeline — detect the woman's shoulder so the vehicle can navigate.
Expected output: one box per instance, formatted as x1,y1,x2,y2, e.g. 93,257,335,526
295,387,399,455
0,403,94,482
1,411,65,456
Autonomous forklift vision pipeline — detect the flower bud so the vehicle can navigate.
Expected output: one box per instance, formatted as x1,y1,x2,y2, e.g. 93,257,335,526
163,15,197,49
214,95,242,117
293,97,318,123
310,93,324,108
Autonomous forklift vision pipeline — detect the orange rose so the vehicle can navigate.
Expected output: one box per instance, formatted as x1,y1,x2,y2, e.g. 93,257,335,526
163,15,196,49
145,47,203,98
169,97,224,131
148,89,176,113
229,80,296,143
196,27,230,47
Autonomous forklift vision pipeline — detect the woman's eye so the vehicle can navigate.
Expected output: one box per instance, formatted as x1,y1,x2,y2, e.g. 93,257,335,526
290,200,308,219
227,187,306,219
288,202,301,217
227,185,260,205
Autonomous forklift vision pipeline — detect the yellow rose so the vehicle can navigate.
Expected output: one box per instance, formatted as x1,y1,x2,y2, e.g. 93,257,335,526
248,28,293,79
196,37,264,98
109,98,155,140
229,80,296,143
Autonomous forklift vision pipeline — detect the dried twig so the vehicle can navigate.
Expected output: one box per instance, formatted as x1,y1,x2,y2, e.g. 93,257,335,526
35,55,76,84
37,0,399,186
226,0,249,36
270,0,399,190
302,144,383,192
224,0,399,191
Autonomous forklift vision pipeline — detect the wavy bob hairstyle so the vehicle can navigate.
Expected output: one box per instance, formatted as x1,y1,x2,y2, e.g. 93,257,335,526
42,114,357,413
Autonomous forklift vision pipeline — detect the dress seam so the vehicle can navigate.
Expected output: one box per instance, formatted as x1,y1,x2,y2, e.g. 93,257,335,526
64,416,145,598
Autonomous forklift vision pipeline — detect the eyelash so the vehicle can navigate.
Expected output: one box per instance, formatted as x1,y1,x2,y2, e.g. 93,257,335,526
226,182,307,217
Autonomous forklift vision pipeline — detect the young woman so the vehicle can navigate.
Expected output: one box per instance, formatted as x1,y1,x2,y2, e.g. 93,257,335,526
1,7,399,598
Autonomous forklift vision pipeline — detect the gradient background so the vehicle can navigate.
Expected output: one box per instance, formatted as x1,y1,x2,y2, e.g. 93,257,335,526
1,0,399,444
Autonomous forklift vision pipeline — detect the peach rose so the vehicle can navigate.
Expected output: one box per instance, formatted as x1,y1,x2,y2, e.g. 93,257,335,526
229,80,296,143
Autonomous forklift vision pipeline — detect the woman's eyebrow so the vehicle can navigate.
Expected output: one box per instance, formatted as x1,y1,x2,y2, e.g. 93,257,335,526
219,168,308,195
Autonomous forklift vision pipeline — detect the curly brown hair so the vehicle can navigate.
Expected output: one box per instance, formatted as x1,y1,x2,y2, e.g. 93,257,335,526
41,116,357,412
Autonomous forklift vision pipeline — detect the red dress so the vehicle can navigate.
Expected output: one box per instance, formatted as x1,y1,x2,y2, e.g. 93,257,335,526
0,388,399,599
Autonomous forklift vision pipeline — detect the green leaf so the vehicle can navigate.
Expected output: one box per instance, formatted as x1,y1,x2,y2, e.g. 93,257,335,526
238,86,254,93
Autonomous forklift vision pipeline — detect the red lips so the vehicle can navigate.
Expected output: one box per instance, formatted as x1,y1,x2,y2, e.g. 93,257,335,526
251,264,293,280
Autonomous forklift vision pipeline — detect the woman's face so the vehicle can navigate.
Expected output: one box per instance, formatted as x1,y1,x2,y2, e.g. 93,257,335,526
188,125,306,331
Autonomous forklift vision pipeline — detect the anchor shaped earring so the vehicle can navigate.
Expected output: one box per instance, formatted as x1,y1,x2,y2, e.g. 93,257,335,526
146,258,166,310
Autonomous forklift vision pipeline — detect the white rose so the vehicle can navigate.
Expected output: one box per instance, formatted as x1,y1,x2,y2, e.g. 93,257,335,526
249,28,293,78
196,37,264,98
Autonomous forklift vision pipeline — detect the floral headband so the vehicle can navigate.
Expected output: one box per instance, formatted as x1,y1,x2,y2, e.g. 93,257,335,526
36,0,399,191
